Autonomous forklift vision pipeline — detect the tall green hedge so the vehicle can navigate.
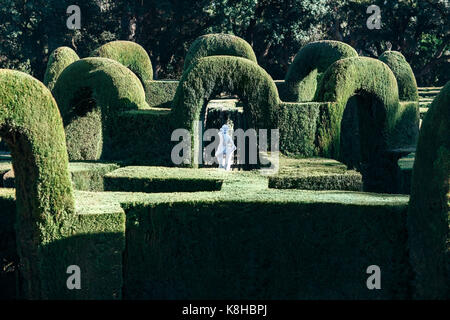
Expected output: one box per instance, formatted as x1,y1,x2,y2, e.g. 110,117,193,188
43,47,79,91
183,34,257,72
284,40,358,102
91,41,153,94
408,81,450,299
0,69,75,299
52,57,149,161
172,56,279,166
379,51,419,102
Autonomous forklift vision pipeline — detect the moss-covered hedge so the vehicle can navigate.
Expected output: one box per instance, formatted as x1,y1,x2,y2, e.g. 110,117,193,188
43,47,79,91
183,34,257,71
146,80,179,108
379,51,419,102
91,41,153,93
0,69,75,299
408,81,450,299
172,56,279,166
284,40,358,102
52,57,149,161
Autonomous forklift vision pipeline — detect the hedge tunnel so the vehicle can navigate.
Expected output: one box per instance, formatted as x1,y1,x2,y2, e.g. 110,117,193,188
284,40,358,102
172,55,279,166
91,40,153,93
379,51,419,102
0,69,75,299
315,56,402,192
52,57,149,161
408,81,449,299
43,46,79,91
183,34,258,72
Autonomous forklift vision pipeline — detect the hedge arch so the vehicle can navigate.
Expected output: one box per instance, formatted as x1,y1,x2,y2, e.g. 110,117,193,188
91,41,153,92
379,51,419,101
284,40,358,102
408,81,449,299
172,56,279,166
43,46,79,91
52,57,149,161
183,34,257,72
0,69,75,299
315,57,402,192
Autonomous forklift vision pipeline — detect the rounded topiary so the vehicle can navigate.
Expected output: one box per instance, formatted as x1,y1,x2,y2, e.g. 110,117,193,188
408,81,449,299
284,40,358,102
172,56,279,166
315,56,400,159
379,51,419,101
52,57,149,161
0,69,74,299
183,34,257,72
43,46,79,91
91,40,153,92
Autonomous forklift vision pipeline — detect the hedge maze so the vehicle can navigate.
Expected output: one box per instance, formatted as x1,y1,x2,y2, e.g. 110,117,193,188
0,34,448,299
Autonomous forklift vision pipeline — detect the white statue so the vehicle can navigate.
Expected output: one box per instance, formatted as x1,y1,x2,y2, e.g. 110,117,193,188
215,124,236,171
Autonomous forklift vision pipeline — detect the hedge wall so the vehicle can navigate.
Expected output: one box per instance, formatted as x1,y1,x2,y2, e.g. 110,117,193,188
172,56,279,166
43,47,79,91
183,34,257,71
52,57,149,161
284,40,358,102
91,41,153,94
123,190,410,299
379,51,419,102
408,81,450,299
146,80,179,108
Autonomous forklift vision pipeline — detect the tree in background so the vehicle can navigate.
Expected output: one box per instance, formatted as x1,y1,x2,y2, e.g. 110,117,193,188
0,0,448,85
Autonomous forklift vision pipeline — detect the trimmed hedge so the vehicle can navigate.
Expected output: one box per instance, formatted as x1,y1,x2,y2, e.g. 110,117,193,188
52,57,149,161
269,157,362,191
408,81,450,299
91,41,153,93
284,40,358,102
146,80,179,108
379,51,419,102
109,109,173,165
43,47,79,91
122,190,410,299
278,102,326,157
0,69,75,299
183,34,257,71
172,56,279,166
104,166,224,193
315,57,400,160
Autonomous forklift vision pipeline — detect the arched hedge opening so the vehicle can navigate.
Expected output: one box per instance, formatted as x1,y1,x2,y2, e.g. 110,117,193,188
183,34,257,72
91,41,153,93
43,46,79,91
0,69,75,299
315,57,402,192
172,56,279,167
52,57,149,161
408,81,449,299
284,40,358,102
379,51,419,102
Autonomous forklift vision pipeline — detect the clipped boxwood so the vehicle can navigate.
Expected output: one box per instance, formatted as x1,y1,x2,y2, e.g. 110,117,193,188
91,40,153,93
0,69,75,299
146,80,179,108
379,51,419,102
43,46,79,91
408,81,450,299
172,56,279,166
183,34,257,72
52,57,149,161
284,40,358,102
